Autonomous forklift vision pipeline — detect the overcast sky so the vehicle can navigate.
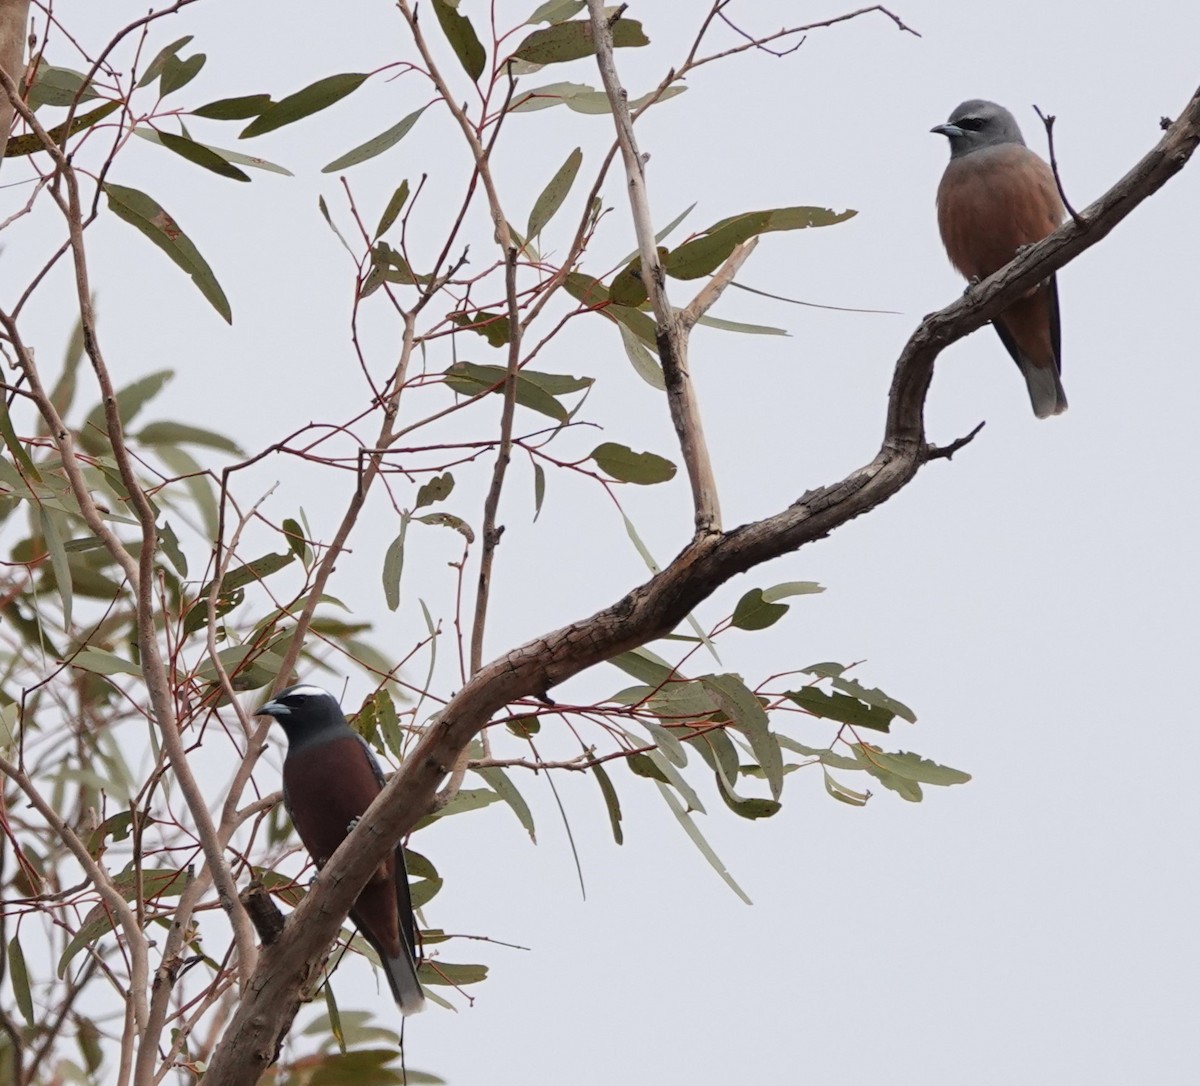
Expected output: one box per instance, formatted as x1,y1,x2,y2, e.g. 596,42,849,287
6,1,1200,1083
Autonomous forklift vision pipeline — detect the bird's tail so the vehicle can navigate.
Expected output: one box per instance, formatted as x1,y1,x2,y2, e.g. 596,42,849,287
1017,356,1068,418
381,947,425,1016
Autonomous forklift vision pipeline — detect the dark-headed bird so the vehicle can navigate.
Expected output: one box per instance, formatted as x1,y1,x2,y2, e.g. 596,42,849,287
257,683,425,1016
932,99,1068,418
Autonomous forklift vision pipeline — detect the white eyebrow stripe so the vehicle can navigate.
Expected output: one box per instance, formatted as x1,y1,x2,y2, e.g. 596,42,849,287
284,684,333,699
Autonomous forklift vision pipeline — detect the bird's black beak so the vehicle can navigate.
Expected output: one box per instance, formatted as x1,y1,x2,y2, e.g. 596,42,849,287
930,123,963,138
256,699,287,718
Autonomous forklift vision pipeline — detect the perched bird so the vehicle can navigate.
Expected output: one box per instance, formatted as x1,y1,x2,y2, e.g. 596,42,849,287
256,683,425,1016
932,99,1068,418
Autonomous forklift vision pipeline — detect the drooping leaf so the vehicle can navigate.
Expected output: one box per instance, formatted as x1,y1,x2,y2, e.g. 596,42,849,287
590,442,676,485
39,507,72,628
512,18,649,66
432,0,487,81
700,673,783,800
154,129,251,181
532,461,546,521
184,552,296,636
0,396,39,481
191,94,272,120
854,745,970,787
618,323,664,389
323,106,427,172
592,761,623,844
382,515,409,612
240,73,370,139
7,936,34,1022
653,780,751,904
665,206,858,281
102,184,231,322
823,769,870,807
157,521,188,577
414,512,474,541
527,146,582,239
695,314,788,336
420,961,489,987
475,766,536,842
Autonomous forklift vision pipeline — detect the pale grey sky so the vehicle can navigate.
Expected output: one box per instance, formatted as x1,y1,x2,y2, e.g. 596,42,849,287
4,1,1199,1082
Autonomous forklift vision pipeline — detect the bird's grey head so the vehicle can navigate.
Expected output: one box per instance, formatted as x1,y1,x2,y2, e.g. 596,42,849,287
256,683,348,744
932,99,1026,158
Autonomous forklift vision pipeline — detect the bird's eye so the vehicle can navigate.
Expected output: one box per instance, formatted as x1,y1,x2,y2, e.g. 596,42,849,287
957,117,984,131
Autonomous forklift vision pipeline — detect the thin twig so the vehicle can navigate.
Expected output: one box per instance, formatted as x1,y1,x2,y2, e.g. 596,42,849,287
1034,105,1083,224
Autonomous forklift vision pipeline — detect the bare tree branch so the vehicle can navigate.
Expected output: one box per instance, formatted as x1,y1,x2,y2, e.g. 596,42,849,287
587,0,722,535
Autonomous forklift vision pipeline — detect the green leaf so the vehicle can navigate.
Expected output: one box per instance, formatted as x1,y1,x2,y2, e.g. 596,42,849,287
823,769,870,807
103,184,231,322
27,63,99,109
154,129,251,181
527,146,582,239
137,36,194,88
240,73,370,139
785,686,894,732
443,361,592,421
81,370,174,454
777,735,860,771
695,314,788,336
526,0,585,23
414,512,474,541
511,18,649,66
511,79,684,114
830,675,917,724
432,0,487,81
665,206,858,280
618,323,664,389
653,780,751,904
136,420,243,455
764,581,824,602
39,507,72,628
323,106,427,172
592,761,623,845
191,94,272,120
2,101,121,158
608,646,675,687
375,181,410,239
506,716,540,738
0,396,40,482
158,521,188,577
730,589,788,631
854,746,970,787
415,473,454,509
590,442,676,485
450,311,511,348
7,935,33,1022
382,515,409,612
532,461,546,521
185,552,296,635
608,258,650,308
700,673,784,800
282,517,310,563
159,53,207,98
475,766,536,842
420,961,489,987
134,127,293,176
